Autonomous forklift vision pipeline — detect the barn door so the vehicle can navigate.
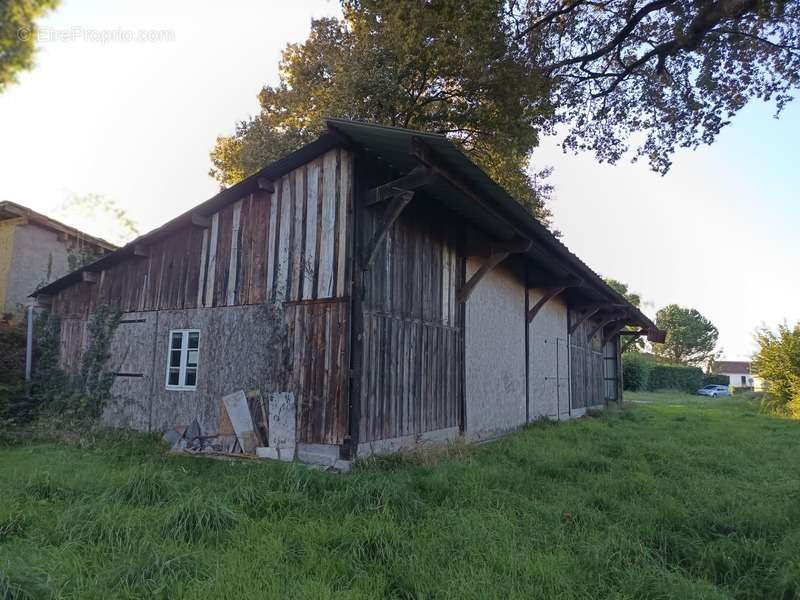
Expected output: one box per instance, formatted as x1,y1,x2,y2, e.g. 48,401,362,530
557,337,571,419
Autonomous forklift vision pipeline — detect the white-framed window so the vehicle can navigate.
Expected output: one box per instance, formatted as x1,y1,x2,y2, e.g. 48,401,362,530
165,329,200,390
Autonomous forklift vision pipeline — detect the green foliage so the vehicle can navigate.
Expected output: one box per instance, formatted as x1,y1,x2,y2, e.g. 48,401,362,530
0,0,59,94
653,304,719,366
603,277,641,308
649,364,704,393
753,322,800,417
210,0,555,223
161,495,242,543
704,374,731,386
622,353,653,391
109,466,174,506
25,305,122,424
0,564,54,600
78,305,122,420
3,393,800,597
624,354,703,392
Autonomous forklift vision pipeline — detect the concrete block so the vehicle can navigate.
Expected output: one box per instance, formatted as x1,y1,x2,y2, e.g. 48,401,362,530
269,392,296,450
256,446,279,460
297,443,339,467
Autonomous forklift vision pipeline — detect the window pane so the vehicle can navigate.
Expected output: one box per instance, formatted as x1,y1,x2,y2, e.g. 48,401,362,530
185,369,197,387
170,350,181,367
168,369,180,386
188,332,199,349
171,332,183,349
187,349,198,367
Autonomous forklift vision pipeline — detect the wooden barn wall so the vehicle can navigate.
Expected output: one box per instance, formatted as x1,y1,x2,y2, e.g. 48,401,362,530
603,338,619,403
358,200,463,443
286,299,350,445
51,148,352,321
50,148,353,444
569,314,605,410
528,289,570,420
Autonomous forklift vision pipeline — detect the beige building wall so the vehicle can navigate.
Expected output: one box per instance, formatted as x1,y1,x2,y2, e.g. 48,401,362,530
528,289,570,419
464,259,527,441
0,220,17,315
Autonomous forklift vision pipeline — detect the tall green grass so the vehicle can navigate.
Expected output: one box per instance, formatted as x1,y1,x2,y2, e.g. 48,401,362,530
1,392,799,598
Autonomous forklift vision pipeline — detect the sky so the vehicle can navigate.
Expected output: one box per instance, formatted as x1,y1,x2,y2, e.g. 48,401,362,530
1,1,797,361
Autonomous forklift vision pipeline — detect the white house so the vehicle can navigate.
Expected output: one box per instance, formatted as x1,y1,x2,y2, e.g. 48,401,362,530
712,361,755,389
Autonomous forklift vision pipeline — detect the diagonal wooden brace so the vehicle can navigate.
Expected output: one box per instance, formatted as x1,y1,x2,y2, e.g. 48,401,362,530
587,313,628,342
527,286,566,324
568,303,604,334
362,190,414,270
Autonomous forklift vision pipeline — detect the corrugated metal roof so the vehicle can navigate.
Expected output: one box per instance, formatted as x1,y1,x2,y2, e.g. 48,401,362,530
34,118,660,335
327,118,659,333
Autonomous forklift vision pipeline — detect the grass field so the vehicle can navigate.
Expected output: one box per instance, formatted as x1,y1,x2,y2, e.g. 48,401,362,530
1,392,799,599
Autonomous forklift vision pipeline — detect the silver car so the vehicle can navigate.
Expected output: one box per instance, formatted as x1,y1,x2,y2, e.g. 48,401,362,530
697,384,729,397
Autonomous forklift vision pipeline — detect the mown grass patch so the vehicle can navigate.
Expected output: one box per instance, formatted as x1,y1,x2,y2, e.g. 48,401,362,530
1,391,799,598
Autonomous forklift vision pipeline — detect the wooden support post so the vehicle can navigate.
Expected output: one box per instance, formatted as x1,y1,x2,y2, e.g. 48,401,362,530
362,190,414,269
81,271,98,284
527,286,566,324
366,167,435,206
190,213,210,228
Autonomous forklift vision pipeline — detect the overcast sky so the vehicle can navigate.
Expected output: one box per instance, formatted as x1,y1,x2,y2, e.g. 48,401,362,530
1,0,797,360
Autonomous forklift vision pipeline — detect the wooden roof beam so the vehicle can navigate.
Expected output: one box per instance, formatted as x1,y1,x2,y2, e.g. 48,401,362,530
362,190,415,270
81,271,98,284
190,213,210,228
366,167,436,206
257,177,275,193
604,321,633,344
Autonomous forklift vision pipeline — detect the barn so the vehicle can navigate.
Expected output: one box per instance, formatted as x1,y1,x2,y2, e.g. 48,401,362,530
33,119,663,462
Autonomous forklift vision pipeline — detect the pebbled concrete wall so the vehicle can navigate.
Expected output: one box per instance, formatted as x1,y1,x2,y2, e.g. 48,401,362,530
464,259,527,441
101,304,282,434
528,289,570,420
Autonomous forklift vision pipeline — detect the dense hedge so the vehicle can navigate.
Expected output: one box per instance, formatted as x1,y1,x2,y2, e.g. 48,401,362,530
623,353,653,391
623,354,704,392
704,374,730,386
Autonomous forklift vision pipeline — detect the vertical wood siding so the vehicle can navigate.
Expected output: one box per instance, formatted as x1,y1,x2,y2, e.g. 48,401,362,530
50,148,354,445
51,148,351,320
569,316,606,409
286,299,350,444
359,201,463,442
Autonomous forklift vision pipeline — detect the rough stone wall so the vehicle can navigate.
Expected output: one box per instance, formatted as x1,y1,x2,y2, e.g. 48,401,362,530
528,290,570,419
464,259,527,441
5,223,71,316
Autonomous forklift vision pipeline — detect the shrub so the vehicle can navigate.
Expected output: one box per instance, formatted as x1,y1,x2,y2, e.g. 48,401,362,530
704,374,730,386
623,353,653,391
753,323,800,417
648,364,703,392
